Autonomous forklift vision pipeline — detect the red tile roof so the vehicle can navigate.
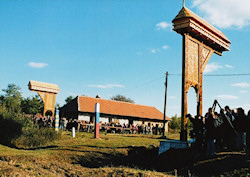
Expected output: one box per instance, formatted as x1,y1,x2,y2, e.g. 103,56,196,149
78,96,171,121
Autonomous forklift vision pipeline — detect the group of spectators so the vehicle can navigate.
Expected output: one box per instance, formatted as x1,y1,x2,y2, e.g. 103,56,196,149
31,115,55,128
100,122,164,135
63,120,164,135
31,116,164,135
187,100,250,158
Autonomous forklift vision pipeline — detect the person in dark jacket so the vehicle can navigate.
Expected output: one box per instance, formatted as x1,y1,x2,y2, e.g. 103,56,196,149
223,106,237,150
205,108,216,157
233,108,247,151
246,110,250,153
187,114,204,156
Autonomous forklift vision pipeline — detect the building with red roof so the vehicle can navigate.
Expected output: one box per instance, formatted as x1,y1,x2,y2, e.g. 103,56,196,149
60,96,171,127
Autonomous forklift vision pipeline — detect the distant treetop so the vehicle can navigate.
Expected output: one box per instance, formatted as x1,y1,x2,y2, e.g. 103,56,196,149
110,94,134,103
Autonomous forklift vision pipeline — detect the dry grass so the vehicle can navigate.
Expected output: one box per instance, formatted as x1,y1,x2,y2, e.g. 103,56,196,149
0,131,176,177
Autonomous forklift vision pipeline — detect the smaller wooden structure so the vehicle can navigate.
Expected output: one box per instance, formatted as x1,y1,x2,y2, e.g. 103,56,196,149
28,80,59,117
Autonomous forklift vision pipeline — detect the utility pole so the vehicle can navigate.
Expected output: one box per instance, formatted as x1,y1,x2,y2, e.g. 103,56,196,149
162,72,168,138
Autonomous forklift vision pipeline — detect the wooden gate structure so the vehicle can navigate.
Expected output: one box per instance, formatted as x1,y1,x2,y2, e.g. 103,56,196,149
172,6,231,141
28,80,59,117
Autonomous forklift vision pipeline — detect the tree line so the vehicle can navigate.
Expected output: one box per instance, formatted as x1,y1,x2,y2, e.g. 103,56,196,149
0,84,43,115
0,83,135,116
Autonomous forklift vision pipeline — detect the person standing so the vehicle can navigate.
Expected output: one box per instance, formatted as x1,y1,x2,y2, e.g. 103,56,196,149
233,108,247,151
59,118,64,130
64,118,68,131
246,110,250,157
187,114,204,157
224,106,237,150
205,108,216,157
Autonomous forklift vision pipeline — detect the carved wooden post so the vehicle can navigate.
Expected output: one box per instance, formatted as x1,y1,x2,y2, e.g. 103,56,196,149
180,34,188,141
172,6,231,141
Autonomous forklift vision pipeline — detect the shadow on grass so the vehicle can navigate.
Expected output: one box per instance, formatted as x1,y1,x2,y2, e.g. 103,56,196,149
75,146,154,169
189,153,250,176
75,146,250,176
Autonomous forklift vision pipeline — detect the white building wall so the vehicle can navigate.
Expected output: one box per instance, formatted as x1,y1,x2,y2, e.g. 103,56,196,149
78,113,165,130
119,119,129,125
78,114,90,121
133,120,143,125
100,117,109,123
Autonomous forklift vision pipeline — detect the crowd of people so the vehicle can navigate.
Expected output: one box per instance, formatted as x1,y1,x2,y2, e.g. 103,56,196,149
31,116,164,135
31,115,55,128
187,100,250,158
99,122,164,135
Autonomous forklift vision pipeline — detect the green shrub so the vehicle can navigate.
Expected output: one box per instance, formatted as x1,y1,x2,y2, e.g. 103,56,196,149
0,104,60,148
0,106,30,146
13,126,61,149
169,115,193,130
169,115,181,130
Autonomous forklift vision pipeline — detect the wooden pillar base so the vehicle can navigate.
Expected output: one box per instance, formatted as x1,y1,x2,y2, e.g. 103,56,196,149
180,130,188,141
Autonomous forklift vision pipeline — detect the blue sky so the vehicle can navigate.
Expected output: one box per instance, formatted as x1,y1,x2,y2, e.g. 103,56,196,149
0,0,250,117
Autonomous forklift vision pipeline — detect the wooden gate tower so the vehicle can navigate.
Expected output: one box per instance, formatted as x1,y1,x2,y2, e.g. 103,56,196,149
172,6,231,141
28,80,59,117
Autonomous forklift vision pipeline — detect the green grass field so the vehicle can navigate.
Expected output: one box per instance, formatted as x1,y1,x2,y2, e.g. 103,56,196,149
1,131,250,177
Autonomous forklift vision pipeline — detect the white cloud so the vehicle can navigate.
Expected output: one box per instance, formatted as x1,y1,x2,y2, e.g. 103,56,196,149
192,0,250,29
150,46,169,53
216,95,239,100
239,90,248,93
28,62,48,68
225,64,233,68
150,48,160,54
162,45,169,50
151,49,157,53
88,84,125,89
204,62,223,73
169,96,176,99
156,22,172,30
231,82,250,88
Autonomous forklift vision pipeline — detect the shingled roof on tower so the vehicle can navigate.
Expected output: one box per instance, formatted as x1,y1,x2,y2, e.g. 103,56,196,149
172,7,231,55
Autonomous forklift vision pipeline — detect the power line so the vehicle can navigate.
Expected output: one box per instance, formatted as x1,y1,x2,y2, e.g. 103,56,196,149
169,73,250,77
121,76,164,94
204,73,250,77
168,73,180,76
120,73,250,94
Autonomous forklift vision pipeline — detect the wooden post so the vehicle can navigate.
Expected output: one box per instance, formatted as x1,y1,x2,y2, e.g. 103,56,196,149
94,103,100,138
180,34,188,141
55,109,59,133
72,127,75,138
162,72,169,137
